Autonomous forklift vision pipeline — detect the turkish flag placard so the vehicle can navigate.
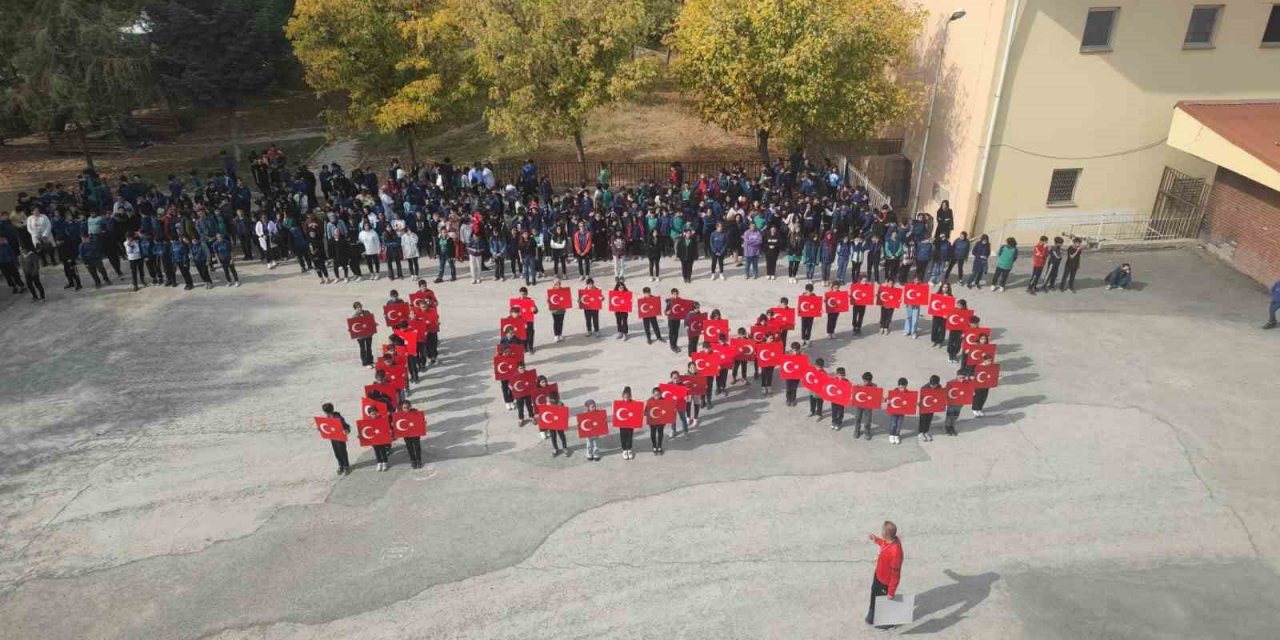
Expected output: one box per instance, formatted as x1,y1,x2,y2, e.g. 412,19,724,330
918,387,947,414
850,282,875,307
750,324,772,342
495,343,526,360
409,289,436,308
668,298,694,320
691,350,721,376
408,319,432,344
966,343,997,366
703,318,729,343
963,326,992,347
391,410,427,438
974,364,1001,389
824,290,850,313
645,398,677,425
903,283,930,307
578,288,604,311
608,290,633,313
509,297,537,322
801,366,827,395
412,306,440,332
778,354,808,380
797,294,823,318
315,416,347,442
769,306,797,330
886,389,919,416
731,337,757,361
638,295,662,319
576,410,609,439
679,374,709,396
532,383,560,407
659,382,689,405
945,308,973,331
347,316,377,339
510,370,537,398
851,385,885,410
500,316,528,340
946,379,976,405
393,328,419,353
819,376,854,406
611,400,645,428
710,342,738,367
383,302,411,326
546,287,572,311
878,285,903,309
927,293,955,317
756,341,783,368
356,415,392,447
536,404,570,431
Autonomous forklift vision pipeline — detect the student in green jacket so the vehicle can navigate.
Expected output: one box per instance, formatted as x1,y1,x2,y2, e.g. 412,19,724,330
991,238,1018,292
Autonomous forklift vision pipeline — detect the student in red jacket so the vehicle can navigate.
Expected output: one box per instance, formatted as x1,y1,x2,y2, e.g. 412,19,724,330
866,520,905,628
1026,235,1048,294
572,222,593,280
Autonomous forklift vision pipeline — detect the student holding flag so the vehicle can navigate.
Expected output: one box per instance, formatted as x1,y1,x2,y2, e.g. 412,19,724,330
320,402,351,475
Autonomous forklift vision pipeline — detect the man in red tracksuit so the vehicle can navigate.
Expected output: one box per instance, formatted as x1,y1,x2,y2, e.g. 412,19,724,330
1026,235,1049,294
866,520,905,627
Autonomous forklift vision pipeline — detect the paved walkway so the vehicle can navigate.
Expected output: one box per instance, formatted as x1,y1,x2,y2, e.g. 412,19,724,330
0,247,1277,639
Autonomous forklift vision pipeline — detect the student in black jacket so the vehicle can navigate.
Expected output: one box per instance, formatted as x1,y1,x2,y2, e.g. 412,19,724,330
321,402,352,475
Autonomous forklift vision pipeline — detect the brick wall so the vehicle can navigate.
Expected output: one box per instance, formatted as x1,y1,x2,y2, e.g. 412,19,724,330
1203,168,1280,287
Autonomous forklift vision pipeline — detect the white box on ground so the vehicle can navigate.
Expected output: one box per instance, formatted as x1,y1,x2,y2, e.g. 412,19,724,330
874,593,915,626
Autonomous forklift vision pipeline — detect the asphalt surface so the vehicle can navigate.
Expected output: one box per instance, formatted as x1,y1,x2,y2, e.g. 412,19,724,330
0,246,1276,639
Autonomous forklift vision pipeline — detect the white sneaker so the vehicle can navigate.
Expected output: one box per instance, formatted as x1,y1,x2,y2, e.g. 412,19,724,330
990,285,997,291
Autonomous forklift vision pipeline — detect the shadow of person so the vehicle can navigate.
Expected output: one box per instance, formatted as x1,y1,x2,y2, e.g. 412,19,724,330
903,569,1000,634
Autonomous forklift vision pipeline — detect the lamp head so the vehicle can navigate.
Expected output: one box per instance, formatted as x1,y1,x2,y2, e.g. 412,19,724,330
949,10,967,21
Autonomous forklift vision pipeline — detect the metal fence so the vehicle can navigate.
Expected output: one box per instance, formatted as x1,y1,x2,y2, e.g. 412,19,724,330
489,159,761,189
840,157,892,210
993,210,1206,245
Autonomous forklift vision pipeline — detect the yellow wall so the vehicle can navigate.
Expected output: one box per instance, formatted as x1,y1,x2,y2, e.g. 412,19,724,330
975,0,1280,238
897,0,1009,233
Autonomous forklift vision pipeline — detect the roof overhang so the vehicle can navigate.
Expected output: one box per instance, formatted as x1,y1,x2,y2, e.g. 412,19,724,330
1169,101,1280,192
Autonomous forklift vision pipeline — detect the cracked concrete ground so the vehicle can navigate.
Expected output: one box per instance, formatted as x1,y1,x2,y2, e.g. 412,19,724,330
0,247,1277,639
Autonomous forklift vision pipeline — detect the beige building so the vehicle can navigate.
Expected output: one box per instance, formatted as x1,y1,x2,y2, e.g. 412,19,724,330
900,0,1280,246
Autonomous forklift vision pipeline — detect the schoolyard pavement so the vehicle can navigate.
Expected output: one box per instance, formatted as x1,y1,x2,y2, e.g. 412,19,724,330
0,247,1277,639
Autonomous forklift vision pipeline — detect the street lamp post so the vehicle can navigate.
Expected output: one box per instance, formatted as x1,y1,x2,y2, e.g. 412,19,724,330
910,9,966,219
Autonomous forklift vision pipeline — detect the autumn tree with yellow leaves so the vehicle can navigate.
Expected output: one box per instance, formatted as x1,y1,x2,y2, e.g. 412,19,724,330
670,0,925,163
286,0,476,165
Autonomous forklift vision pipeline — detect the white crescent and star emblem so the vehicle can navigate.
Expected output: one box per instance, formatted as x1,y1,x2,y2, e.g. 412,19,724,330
949,313,962,325
513,380,528,393
360,426,375,440
801,300,817,313
966,334,979,345
646,407,660,419
978,371,992,384
319,423,335,435
783,361,798,374
923,395,939,409
539,410,555,423
907,290,921,303
610,294,624,307
890,397,905,409
616,408,633,422
394,418,410,434
352,322,369,333
948,388,962,400
824,383,839,397
804,372,818,386
497,361,513,374
855,391,871,404
930,299,943,312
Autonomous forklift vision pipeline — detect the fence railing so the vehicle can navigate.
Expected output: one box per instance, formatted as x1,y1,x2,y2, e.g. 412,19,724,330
993,211,1204,245
840,157,892,210
489,159,761,189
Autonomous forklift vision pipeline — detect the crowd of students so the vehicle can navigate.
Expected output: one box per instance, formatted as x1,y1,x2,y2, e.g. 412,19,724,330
4,150,1107,308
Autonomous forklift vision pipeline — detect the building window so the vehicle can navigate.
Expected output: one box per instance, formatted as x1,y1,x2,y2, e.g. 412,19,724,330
1264,4,1280,46
1081,7,1119,52
1184,5,1222,48
1047,169,1082,206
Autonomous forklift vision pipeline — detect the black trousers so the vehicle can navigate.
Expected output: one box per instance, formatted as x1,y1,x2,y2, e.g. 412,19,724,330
583,310,600,333
357,337,374,366
552,312,565,337
1042,260,1061,289
647,256,660,277
947,330,963,361
761,367,774,388
425,333,439,361
2,262,23,289
973,388,989,411
615,312,629,334
619,428,634,450
525,322,536,352
785,380,800,404
373,444,390,463
809,395,824,416
826,313,839,335
918,413,934,434
801,317,814,341
25,273,44,299
1060,262,1079,291
765,253,779,276
576,255,591,277
643,317,663,342
667,319,680,350
866,577,889,626
852,306,866,332
931,316,946,345
62,260,81,288
649,425,665,449
831,404,844,426
195,262,212,284
548,429,568,451
129,258,145,287
178,262,193,287
404,437,422,464
680,258,694,282
331,440,350,469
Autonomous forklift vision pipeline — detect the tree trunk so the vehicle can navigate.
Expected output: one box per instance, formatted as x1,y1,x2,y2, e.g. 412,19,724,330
228,105,242,164
403,127,419,167
756,129,770,165
573,130,587,184
75,122,95,171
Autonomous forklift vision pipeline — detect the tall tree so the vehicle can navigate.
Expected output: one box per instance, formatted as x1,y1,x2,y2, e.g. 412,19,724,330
670,0,924,163
0,0,150,169
463,0,659,164
148,0,281,163
286,0,475,166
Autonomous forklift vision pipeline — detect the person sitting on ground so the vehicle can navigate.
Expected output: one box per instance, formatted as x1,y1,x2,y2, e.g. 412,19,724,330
1104,263,1132,290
